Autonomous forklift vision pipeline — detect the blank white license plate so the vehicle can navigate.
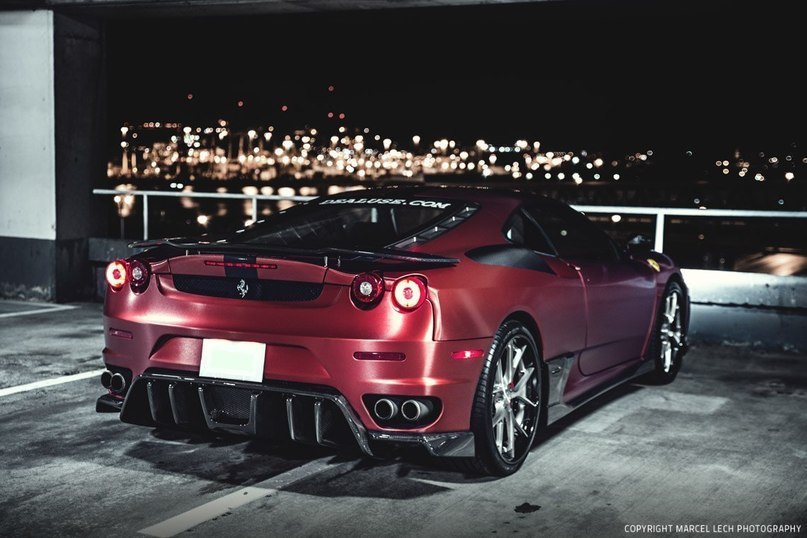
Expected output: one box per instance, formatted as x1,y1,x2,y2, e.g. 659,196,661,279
199,339,266,383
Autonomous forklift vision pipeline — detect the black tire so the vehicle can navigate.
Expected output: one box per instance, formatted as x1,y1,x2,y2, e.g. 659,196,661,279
644,280,687,385
451,320,543,476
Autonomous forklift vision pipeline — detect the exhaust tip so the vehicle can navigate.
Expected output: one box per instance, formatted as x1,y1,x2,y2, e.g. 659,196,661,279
401,399,431,422
100,370,113,389
373,398,398,421
110,372,126,393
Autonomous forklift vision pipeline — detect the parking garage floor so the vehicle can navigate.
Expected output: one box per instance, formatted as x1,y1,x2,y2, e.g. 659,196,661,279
0,301,805,537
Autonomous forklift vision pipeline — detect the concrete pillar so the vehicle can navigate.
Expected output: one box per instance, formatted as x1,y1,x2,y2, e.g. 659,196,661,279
0,10,105,302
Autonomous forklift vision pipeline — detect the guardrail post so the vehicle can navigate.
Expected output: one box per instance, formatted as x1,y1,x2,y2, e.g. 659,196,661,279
654,211,665,252
143,194,149,240
251,196,258,223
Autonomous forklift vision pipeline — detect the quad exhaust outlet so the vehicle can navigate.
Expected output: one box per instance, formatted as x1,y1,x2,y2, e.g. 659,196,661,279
371,397,436,422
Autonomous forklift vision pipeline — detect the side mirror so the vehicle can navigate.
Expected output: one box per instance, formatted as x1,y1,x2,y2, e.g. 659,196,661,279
626,233,653,254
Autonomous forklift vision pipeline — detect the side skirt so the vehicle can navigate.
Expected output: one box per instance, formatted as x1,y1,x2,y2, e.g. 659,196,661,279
545,354,655,424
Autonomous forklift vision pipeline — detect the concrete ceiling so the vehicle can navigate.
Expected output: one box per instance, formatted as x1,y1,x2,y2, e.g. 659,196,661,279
2,0,560,17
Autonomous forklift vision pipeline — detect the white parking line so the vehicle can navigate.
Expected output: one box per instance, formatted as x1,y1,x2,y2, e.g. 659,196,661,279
139,486,275,538
139,456,337,537
0,369,104,398
0,303,77,319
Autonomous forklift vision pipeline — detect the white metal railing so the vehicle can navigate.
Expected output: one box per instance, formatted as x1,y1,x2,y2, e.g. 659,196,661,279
93,189,807,252
93,188,315,241
567,205,807,252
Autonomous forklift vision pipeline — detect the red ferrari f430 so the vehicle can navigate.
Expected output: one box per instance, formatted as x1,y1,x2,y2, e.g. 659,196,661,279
98,186,688,476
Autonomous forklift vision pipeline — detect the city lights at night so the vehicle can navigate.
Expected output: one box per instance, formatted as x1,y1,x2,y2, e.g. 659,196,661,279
101,1,806,216
107,119,805,211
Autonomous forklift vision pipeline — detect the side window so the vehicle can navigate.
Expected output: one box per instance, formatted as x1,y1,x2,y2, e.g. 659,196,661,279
525,205,619,261
503,210,556,255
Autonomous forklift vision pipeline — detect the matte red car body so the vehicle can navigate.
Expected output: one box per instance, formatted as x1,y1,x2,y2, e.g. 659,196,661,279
99,187,687,461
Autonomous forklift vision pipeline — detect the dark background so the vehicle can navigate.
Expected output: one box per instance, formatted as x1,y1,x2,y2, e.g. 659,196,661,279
106,0,806,155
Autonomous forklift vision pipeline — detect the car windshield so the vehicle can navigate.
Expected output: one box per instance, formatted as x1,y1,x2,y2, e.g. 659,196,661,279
226,195,462,250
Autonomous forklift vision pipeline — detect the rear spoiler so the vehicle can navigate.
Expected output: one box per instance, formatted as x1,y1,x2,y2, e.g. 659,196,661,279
129,239,459,271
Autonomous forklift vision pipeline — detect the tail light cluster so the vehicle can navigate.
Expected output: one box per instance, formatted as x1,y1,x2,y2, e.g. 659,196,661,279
350,272,385,309
105,259,151,293
392,277,426,310
350,272,427,312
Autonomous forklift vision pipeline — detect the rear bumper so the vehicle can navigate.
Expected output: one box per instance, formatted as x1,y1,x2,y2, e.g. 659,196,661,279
103,314,491,434
99,372,475,457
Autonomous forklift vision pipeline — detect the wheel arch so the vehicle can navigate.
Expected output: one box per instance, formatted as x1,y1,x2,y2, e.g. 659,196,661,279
503,310,543,359
666,271,687,293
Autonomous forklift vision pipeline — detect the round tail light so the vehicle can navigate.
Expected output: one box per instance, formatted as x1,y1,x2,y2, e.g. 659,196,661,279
129,259,150,293
392,276,427,311
351,272,384,309
105,260,127,291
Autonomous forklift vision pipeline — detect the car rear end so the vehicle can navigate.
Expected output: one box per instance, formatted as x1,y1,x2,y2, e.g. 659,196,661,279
97,192,493,457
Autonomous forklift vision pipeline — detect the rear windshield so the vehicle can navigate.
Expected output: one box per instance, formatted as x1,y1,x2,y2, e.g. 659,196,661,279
227,195,463,250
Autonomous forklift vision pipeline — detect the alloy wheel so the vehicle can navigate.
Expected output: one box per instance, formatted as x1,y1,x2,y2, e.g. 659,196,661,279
490,335,539,462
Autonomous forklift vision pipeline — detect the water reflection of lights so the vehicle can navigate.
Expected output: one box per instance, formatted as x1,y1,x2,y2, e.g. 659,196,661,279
107,121,805,216
109,121,664,185
113,183,137,217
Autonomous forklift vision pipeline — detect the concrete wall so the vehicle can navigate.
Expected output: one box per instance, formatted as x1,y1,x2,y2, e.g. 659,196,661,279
53,13,106,300
0,11,58,299
682,269,806,309
0,11,56,241
689,304,806,353
0,10,105,301
682,269,807,353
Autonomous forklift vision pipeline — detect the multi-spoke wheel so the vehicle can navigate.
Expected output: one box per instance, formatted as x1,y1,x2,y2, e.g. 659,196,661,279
455,320,543,476
645,281,687,384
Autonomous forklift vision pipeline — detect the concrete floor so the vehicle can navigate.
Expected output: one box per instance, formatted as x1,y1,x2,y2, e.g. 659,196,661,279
0,301,805,537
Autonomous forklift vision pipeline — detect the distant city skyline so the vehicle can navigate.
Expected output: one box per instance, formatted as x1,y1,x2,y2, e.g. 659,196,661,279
106,119,805,213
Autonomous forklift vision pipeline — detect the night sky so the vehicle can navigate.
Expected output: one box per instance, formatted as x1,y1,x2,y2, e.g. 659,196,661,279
107,0,806,154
